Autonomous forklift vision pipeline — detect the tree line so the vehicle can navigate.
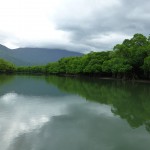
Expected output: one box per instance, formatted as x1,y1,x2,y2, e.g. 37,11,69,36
1,33,150,79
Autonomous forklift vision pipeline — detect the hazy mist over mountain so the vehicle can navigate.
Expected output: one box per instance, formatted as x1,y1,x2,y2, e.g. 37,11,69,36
0,44,82,66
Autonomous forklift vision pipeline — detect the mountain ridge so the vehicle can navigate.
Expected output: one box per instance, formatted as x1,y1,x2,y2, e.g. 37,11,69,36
0,45,83,66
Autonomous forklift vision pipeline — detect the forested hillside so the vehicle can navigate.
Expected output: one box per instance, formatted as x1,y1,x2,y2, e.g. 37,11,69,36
43,34,150,79
1,34,150,80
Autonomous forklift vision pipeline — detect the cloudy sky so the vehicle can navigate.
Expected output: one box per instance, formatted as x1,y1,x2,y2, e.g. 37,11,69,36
0,0,149,53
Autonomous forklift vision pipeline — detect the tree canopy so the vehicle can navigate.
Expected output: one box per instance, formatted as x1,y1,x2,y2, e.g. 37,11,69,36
1,33,150,79
0,59,16,73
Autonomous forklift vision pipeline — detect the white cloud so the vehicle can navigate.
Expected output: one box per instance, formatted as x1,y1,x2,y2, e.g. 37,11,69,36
0,0,149,52
0,0,71,48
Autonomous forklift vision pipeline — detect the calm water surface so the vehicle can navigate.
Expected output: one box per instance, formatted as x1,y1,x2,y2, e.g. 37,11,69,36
0,75,150,150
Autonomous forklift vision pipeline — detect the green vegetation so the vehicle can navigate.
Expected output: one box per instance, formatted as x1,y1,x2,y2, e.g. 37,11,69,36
1,33,150,79
0,59,16,73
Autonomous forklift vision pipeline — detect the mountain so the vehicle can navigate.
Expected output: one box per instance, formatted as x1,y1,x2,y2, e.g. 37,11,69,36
0,45,83,66
0,45,28,65
12,48,83,65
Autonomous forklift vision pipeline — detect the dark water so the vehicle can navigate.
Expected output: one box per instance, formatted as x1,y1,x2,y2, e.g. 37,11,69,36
0,75,150,150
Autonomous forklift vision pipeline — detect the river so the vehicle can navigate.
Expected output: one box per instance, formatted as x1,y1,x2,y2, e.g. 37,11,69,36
0,75,150,150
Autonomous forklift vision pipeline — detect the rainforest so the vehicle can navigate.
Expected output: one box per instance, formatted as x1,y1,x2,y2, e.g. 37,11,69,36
1,34,150,80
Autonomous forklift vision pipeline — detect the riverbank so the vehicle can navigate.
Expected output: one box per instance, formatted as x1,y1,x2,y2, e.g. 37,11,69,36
2,72,150,84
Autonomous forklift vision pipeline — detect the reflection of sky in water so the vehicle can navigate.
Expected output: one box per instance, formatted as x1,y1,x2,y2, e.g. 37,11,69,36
0,92,113,150
0,92,150,150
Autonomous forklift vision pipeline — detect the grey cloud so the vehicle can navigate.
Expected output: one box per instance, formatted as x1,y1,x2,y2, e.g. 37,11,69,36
53,0,150,52
1,0,150,53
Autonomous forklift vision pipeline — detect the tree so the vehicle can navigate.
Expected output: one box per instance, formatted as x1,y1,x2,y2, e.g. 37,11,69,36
45,62,60,74
83,51,110,74
142,56,150,78
0,59,16,73
113,33,150,78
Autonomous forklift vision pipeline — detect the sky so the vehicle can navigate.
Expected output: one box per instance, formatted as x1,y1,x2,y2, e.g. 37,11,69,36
0,0,149,53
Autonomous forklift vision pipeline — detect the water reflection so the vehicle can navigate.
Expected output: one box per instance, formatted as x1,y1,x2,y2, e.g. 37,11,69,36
0,75,14,86
0,92,86,150
0,75,150,150
45,76,150,131
0,75,67,96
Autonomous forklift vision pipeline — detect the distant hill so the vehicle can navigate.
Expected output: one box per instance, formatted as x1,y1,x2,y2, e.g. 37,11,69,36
0,44,83,66
0,44,28,65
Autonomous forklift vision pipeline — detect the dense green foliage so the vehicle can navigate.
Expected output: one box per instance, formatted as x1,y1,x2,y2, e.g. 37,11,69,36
1,33,150,79
17,65,45,74
44,34,150,79
0,59,16,73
